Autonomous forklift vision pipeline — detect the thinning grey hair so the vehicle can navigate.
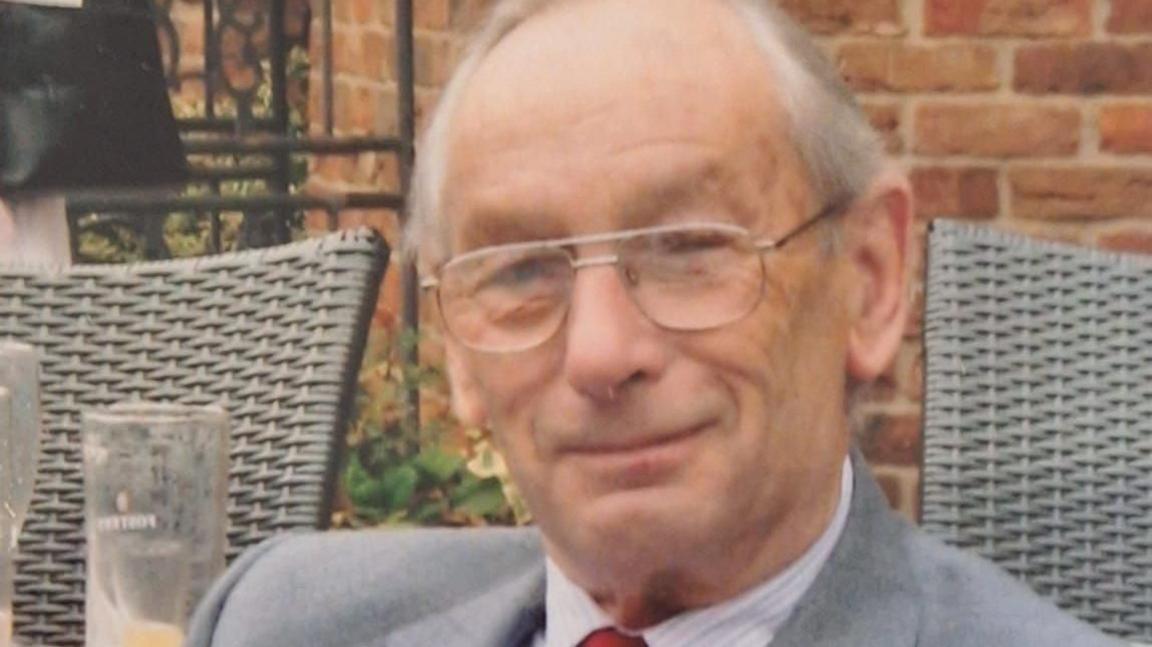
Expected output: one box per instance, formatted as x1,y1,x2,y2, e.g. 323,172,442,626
403,0,886,266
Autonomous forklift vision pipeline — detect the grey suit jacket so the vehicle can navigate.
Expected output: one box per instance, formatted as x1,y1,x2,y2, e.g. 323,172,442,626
186,456,1123,646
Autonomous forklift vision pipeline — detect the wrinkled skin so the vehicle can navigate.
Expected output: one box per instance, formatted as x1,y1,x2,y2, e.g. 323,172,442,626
437,0,911,629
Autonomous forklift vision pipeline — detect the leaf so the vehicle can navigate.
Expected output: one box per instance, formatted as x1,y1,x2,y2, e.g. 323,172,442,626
412,500,447,523
413,448,463,483
344,453,390,510
452,477,509,518
380,464,419,511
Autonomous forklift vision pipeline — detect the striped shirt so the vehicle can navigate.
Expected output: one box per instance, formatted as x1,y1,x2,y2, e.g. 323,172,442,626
535,457,854,647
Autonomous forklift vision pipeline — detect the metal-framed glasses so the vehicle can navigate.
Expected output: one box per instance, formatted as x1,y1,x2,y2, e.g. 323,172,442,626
422,205,840,353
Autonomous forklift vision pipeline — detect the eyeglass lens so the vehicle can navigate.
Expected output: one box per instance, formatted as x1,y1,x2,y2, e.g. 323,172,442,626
437,225,766,352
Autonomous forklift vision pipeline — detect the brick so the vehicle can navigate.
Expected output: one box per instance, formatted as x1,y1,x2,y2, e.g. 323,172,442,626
914,104,1080,158
1000,220,1092,245
1108,0,1152,33
1098,228,1152,254
777,0,904,36
371,153,403,192
838,42,998,93
414,33,454,88
303,208,337,235
860,412,922,466
363,29,396,82
285,0,311,39
170,11,203,58
1016,44,1152,95
331,25,355,76
334,80,354,130
378,85,401,134
332,0,352,23
905,281,925,339
1097,228,1152,254
911,166,999,220
307,81,325,133
860,101,902,153
350,0,378,26
451,0,498,31
311,154,358,184
1099,104,1152,154
871,341,925,403
415,0,451,30
874,472,904,510
337,30,371,78
925,0,1091,37
1010,167,1152,219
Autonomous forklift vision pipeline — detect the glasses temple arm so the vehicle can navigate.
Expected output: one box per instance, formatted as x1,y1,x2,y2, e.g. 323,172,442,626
757,201,846,252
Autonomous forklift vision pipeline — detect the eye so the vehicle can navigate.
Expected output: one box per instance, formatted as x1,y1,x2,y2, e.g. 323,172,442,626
625,227,745,285
482,254,567,291
651,228,738,255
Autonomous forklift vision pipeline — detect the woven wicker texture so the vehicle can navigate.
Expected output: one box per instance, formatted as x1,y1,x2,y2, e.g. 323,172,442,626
0,228,387,645
921,219,1152,641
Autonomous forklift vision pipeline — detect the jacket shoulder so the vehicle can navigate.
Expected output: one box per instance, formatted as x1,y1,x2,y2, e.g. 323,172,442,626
905,529,1125,646
186,527,543,647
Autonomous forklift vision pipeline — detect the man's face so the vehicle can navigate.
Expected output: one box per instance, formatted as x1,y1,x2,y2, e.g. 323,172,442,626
437,0,896,610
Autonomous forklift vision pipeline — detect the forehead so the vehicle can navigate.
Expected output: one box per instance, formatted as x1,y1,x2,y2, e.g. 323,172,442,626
441,0,803,251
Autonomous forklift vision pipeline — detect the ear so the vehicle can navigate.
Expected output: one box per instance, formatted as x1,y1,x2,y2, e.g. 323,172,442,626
844,168,913,382
444,339,489,427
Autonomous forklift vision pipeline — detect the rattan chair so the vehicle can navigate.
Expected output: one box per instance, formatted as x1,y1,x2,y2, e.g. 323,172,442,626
921,219,1152,642
0,228,388,645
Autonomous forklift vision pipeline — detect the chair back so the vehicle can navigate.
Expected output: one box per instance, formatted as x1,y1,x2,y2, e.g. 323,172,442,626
0,228,388,645
921,219,1152,641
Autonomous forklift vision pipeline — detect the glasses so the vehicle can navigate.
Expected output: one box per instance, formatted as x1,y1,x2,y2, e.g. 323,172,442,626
422,205,840,353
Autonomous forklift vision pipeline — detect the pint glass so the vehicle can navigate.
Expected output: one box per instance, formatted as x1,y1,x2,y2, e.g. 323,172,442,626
82,403,229,647
0,388,13,647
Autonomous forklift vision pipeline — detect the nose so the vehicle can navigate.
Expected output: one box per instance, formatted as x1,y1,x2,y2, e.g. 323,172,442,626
561,264,668,402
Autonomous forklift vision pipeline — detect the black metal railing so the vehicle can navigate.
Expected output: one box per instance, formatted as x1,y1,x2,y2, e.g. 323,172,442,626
67,0,416,259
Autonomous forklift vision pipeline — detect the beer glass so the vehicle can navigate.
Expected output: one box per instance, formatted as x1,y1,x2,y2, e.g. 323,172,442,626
0,388,13,647
0,341,40,647
0,341,41,551
83,403,229,647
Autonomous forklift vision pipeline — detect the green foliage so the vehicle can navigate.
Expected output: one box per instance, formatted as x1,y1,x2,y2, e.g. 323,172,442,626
340,329,527,528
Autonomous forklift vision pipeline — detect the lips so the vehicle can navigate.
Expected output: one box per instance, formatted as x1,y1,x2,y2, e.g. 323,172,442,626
559,421,708,456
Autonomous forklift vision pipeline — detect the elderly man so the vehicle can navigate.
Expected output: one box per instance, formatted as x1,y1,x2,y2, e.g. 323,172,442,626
187,1,1121,645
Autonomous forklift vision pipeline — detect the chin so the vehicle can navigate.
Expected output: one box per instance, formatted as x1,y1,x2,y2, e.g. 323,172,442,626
580,489,712,553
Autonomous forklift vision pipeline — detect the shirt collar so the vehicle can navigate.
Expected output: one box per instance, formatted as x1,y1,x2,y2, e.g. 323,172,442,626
541,456,854,647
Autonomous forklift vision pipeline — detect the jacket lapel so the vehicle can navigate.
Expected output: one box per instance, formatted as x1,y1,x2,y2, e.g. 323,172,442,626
385,450,919,647
384,558,546,647
770,449,922,647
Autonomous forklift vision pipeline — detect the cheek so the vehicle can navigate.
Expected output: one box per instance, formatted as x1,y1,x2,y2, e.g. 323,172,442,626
469,346,563,449
709,266,850,451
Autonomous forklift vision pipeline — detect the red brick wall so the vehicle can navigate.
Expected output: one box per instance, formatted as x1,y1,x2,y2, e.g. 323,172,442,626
805,0,1152,519
302,0,460,328
306,0,1152,521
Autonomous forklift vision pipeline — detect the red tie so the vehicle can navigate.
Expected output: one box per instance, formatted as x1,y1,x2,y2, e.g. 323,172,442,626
578,627,648,647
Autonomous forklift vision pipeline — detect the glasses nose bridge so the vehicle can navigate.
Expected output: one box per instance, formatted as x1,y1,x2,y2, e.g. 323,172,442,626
570,252,621,272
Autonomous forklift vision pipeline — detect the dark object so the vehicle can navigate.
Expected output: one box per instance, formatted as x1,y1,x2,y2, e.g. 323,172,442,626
0,0,185,193
921,219,1152,642
0,229,388,645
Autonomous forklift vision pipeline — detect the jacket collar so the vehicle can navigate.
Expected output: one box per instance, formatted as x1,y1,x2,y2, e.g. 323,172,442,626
391,448,920,647
770,448,921,647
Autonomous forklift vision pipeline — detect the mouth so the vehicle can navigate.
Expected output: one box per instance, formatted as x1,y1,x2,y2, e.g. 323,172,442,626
558,422,709,488
565,423,707,456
